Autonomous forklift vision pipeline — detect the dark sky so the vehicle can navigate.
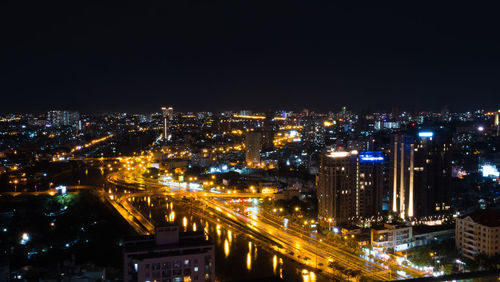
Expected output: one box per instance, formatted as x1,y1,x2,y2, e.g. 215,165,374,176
2,1,500,113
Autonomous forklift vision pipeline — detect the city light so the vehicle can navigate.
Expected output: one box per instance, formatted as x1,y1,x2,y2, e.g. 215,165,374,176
481,164,500,178
328,151,349,158
418,131,434,137
359,151,384,162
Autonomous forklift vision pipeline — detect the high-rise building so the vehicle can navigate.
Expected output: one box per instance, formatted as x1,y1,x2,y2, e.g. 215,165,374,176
390,131,452,220
123,226,215,282
358,151,385,219
261,113,274,151
245,131,262,166
317,150,384,226
47,110,79,126
162,107,174,141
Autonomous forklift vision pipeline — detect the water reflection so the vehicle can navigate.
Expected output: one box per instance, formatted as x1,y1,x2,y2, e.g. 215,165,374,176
224,239,230,258
246,252,252,271
273,255,277,275
182,216,188,231
301,269,316,282
127,195,327,282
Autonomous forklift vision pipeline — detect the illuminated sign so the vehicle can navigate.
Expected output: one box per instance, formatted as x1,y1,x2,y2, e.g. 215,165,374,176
418,131,433,137
481,164,499,178
359,151,384,162
328,152,349,158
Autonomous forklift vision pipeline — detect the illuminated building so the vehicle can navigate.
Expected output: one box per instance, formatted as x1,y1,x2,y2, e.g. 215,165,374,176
358,152,384,219
123,226,215,282
317,150,383,226
162,106,173,141
371,224,412,252
245,131,261,166
456,209,500,260
390,131,452,220
47,110,79,126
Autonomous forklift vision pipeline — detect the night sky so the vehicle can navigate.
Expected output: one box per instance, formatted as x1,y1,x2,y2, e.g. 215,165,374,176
2,1,500,113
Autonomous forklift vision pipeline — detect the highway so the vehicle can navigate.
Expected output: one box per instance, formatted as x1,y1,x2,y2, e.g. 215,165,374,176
103,165,425,281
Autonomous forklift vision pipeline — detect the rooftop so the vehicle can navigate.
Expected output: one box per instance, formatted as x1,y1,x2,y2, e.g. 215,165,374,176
461,209,500,227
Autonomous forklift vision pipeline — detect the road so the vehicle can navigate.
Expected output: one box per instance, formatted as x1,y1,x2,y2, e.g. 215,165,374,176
104,166,424,281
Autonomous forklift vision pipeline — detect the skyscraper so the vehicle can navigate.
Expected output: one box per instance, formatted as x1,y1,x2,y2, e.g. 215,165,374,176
162,106,173,141
261,112,274,151
245,131,262,167
390,131,452,219
317,150,384,226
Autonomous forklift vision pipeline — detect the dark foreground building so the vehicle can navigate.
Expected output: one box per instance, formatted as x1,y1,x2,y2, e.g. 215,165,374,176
123,226,215,282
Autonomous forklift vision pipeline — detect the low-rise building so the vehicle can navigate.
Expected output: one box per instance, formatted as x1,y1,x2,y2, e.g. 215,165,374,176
456,209,500,260
123,225,215,282
371,224,413,252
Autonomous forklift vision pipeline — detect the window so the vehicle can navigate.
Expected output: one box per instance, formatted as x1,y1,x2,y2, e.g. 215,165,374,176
153,271,161,279
173,269,182,276
194,267,199,272
184,259,191,267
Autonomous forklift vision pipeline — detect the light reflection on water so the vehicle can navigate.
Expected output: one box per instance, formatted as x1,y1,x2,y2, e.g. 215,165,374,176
130,196,325,282
224,239,230,258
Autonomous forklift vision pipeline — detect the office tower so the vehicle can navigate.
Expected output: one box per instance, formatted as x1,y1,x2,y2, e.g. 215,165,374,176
358,151,384,219
123,226,215,282
390,134,414,219
317,150,383,226
245,131,261,166
47,110,79,126
162,107,173,141
261,112,274,150
390,131,452,220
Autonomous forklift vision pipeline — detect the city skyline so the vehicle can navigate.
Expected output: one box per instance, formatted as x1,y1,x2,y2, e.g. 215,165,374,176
1,1,500,281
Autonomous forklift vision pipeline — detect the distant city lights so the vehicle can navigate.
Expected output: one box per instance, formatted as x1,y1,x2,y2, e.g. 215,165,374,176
20,233,30,245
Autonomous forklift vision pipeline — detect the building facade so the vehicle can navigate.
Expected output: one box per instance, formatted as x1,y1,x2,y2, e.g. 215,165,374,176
317,151,383,226
47,110,79,126
456,209,500,260
371,224,413,252
245,131,262,166
123,226,215,282
390,131,452,220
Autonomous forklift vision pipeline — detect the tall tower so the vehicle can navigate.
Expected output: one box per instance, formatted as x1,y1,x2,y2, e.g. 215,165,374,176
390,134,415,220
390,131,452,220
161,107,173,141
245,131,262,167
261,112,274,151
317,150,383,226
